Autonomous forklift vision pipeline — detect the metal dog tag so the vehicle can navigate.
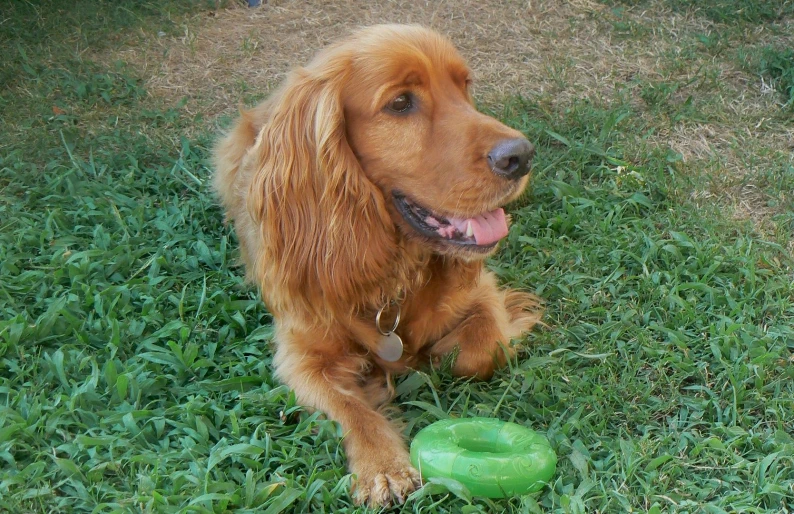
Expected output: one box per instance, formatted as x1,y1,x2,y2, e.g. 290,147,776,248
377,331,404,362
375,297,404,362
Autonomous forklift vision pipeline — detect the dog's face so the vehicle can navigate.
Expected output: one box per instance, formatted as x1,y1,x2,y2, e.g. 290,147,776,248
342,26,534,259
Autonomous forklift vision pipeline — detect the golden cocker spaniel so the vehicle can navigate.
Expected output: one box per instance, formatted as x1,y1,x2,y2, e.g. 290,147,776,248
213,24,542,506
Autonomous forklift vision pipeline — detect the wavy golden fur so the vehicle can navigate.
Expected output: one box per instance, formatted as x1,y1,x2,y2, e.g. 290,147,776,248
213,24,542,506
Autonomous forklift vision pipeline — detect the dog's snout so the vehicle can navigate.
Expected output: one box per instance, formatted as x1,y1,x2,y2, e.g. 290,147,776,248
487,138,534,180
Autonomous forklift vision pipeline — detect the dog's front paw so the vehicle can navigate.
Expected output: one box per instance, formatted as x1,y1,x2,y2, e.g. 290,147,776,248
353,464,421,507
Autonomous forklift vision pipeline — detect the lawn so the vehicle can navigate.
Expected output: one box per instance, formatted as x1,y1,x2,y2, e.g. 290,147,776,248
1,1,793,513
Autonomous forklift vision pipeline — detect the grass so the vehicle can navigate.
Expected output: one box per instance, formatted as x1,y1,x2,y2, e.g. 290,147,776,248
743,46,794,105
665,0,794,24
2,1,794,513
611,0,794,24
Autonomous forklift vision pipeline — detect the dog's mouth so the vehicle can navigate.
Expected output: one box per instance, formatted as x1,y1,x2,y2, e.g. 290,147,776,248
392,192,509,250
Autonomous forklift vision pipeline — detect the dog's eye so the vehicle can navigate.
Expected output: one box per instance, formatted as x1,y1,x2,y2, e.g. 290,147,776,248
387,94,412,113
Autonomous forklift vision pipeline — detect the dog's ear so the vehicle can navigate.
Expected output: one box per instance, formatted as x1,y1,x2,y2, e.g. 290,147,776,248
247,59,397,322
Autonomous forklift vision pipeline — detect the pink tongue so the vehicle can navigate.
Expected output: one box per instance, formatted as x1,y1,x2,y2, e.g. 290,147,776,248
449,208,508,246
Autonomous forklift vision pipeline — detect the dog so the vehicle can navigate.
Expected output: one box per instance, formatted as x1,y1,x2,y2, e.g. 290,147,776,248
213,24,542,506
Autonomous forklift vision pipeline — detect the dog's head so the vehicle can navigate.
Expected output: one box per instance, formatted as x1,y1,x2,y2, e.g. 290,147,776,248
342,25,534,258
241,25,533,315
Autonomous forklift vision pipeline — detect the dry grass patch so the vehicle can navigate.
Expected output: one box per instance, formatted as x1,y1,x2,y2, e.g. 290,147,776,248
95,0,793,232
96,0,662,115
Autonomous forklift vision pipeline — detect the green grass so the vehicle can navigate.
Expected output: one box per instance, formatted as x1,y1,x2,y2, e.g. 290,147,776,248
608,0,794,24
665,0,794,24
742,46,794,105
2,1,794,513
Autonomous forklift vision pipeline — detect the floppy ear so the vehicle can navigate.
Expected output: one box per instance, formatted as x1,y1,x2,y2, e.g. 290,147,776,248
247,60,397,322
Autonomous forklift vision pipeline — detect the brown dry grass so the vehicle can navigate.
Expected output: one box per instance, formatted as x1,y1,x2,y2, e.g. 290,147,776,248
95,0,793,232
101,0,616,116
96,0,705,114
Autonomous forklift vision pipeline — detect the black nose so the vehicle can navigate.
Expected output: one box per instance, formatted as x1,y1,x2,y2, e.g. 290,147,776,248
487,138,535,180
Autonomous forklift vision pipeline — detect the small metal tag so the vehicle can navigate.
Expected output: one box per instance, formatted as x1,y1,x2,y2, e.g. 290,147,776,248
376,331,404,362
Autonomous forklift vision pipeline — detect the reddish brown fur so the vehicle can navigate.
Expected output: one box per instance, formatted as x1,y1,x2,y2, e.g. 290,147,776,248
213,24,542,506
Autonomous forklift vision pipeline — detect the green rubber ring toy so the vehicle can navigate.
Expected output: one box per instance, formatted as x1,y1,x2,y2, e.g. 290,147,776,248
410,417,556,498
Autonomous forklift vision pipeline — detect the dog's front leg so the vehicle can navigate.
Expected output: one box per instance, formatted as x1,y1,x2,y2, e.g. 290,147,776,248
430,270,542,379
273,327,420,507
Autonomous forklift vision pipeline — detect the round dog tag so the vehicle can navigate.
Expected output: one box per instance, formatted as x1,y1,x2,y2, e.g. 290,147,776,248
377,332,404,362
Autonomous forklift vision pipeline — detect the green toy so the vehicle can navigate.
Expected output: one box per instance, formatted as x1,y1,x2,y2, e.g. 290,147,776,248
410,417,557,498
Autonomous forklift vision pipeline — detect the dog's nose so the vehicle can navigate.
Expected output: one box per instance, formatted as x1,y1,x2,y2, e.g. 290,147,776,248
487,138,535,180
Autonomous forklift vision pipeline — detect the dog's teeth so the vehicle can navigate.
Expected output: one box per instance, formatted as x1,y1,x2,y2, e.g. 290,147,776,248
465,221,474,238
